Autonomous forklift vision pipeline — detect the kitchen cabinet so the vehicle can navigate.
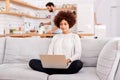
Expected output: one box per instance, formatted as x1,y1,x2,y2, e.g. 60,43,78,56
110,5,120,36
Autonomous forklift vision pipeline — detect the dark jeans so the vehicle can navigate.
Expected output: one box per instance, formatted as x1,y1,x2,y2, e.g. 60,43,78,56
29,59,83,75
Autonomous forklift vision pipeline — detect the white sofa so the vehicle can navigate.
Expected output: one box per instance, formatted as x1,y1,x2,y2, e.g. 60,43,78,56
0,37,120,80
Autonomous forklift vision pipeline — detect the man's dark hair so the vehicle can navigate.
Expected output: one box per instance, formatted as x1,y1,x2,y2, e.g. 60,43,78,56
46,2,54,7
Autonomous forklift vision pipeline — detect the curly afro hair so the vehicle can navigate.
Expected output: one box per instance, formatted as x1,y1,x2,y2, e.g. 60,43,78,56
54,11,76,29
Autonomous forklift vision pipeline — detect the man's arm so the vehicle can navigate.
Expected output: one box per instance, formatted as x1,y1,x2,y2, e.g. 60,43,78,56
46,26,58,34
41,22,51,26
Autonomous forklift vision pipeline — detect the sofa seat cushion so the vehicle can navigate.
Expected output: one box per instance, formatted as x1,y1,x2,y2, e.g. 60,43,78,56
0,63,48,80
49,67,100,80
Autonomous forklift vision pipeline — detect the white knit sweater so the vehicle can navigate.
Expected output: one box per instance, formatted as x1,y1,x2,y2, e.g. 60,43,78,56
48,33,82,61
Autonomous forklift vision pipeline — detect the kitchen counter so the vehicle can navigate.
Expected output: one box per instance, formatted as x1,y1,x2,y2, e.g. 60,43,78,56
0,33,94,38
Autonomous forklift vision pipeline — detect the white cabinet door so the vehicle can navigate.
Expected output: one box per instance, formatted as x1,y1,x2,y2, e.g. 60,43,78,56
110,7,120,37
111,0,120,6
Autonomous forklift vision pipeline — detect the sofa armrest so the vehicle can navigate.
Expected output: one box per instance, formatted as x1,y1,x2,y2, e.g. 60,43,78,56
115,60,120,80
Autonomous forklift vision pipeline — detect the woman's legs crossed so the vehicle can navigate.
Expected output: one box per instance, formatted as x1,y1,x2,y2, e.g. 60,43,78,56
29,59,67,74
67,60,83,74
29,59,45,72
45,60,83,74
29,59,83,74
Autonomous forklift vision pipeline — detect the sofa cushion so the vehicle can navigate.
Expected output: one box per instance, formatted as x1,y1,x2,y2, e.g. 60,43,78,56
115,61,120,80
3,37,51,63
48,67,100,80
0,37,5,64
96,39,120,80
0,63,48,80
81,38,109,67
3,37,110,67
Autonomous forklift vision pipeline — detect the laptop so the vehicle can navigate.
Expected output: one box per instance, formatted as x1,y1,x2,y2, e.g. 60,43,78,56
40,55,69,69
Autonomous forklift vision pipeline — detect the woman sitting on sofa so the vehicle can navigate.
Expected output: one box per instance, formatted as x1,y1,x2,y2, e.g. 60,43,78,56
29,11,83,75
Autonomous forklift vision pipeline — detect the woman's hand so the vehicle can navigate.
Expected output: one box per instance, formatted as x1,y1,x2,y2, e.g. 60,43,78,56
66,59,71,65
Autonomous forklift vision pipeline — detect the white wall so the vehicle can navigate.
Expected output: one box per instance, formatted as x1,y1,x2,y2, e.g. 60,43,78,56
94,0,120,37
21,0,94,7
110,0,120,37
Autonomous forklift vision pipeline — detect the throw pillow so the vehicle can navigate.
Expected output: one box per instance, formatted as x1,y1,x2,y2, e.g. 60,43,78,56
96,39,120,80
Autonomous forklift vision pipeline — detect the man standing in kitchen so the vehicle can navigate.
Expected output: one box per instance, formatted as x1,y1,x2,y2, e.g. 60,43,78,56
41,2,62,34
